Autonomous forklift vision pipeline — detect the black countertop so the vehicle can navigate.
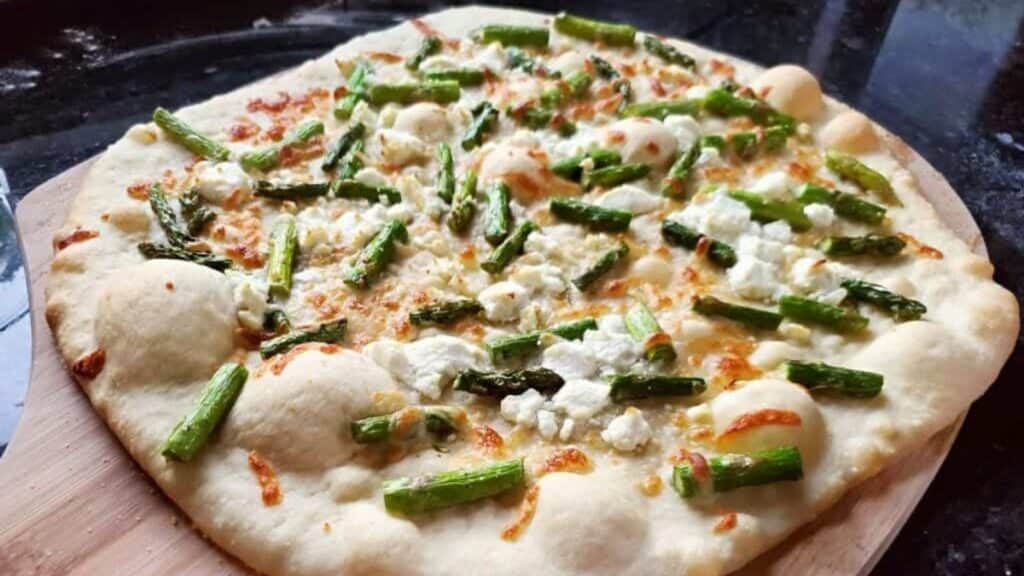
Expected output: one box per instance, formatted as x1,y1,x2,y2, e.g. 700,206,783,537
1,1,1022,573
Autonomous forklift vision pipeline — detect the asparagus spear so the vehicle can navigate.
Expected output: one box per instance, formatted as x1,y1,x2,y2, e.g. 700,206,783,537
266,218,297,299
422,67,486,86
703,87,795,131
447,170,477,233
406,35,442,70
462,101,499,151
661,220,737,267
661,140,702,197
263,308,291,333
338,139,365,180
693,295,783,330
608,374,706,402
825,150,899,205
701,134,726,151
138,242,232,271
625,302,676,363
539,85,564,110
588,54,619,79
621,99,702,120
550,197,632,232
729,131,759,160
258,318,348,359
453,368,565,398
321,122,365,171
335,62,370,120
785,361,884,398
179,189,215,236
148,184,194,246
436,142,456,203
486,318,598,361
345,220,408,288
330,179,402,204
762,125,789,152
841,279,926,320
409,298,484,326
255,180,331,199
383,458,526,515
581,163,650,190
241,119,324,172
727,190,812,232
673,446,803,498
351,406,463,443
161,363,247,461
643,35,696,69
550,148,622,181
481,220,537,274
573,241,629,290
817,234,906,258
484,181,513,245
475,25,550,47
506,46,557,76
612,78,632,113
365,81,461,105
565,71,593,98
778,295,869,333
152,107,230,161
795,183,886,225
510,105,553,130
553,12,636,46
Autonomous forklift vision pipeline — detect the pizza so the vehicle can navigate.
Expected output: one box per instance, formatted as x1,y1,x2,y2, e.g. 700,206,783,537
46,6,1018,575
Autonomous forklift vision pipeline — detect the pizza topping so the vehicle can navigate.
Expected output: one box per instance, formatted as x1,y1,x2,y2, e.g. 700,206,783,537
718,408,802,440
824,150,899,205
351,406,464,443
692,295,783,331
382,458,525,515
475,25,550,48
365,81,461,106
163,363,248,462
455,367,564,398
500,484,540,541
345,219,409,288
447,169,477,233
795,182,886,225
840,279,926,320
713,511,738,533
608,374,706,402
573,241,629,291
601,407,652,452
258,318,347,359
673,445,803,498
624,302,676,363
152,107,230,161
461,101,499,150
537,447,592,475
553,12,636,47
643,35,696,70
481,220,537,274
777,295,868,334
406,35,442,71
71,348,106,379
266,217,297,299
550,197,632,232
334,61,370,120
784,361,884,398
240,119,324,172
247,450,283,506
817,234,905,258
896,232,944,259
54,227,99,252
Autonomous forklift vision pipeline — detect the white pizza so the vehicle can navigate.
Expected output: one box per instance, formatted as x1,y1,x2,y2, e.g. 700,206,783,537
45,6,1018,575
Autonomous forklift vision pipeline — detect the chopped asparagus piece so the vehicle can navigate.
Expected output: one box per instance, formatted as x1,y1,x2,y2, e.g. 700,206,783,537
588,54,619,79
255,180,330,199
661,140,702,197
481,220,537,274
547,317,599,340
506,46,558,76
335,62,370,119
553,12,636,46
661,220,737,267
573,241,629,290
510,105,553,130
485,317,598,361
625,303,676,363
565,71,593,97
148,184,193,246
435,142,456,204
611,78,632,113
621,99,702,120
476,25,550,47
825,150,899,205
550,148,622,181
484,181,513,245
693,295,783,330
383,458,526,515
817,234,906,258
550,197,631,232
447,170,478,233
673,446,803,498
321,122,365,171
582,163,650,190
266,218,297,299
539,85,564,109
608,374,706,402
727,189,812,232
409,299,484,326
365,81,461,105
701,134,726,150
778,295,869,333
729,131,759,160
841,279,926,320
703,87,795,131
785,361,883,398
762,125,789,152
179,189,215,236
161,363,247,461
263,308,291,333
454,368,565,398
152,107,230,161
258,318,348,359
352,406,463,443
406,35,442,70
330,179,401,204
241,119,324,172
795,183,886,225
422,67,486,86
345,220,409,288
138,242,232,271
643,35,696,69
338,139,364,180
462,101,499,150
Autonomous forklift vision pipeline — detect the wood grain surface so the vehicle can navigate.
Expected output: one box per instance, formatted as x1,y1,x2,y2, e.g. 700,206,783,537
0,134,980,575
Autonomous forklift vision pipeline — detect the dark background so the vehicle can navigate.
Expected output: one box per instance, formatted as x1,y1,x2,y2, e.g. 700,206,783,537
1,0,1022,573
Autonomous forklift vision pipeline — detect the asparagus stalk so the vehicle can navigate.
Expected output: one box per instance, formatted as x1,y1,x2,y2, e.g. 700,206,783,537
588,55,619,79
447,170,477,233
462,101,499,151
778,295,869,333
612,78,632,113
453,368,565,398
137,242,232,271
409,298,484,326
506,46,557,76
338,139,365,180
643,35,696,69
539,85,564,110
510,105,553,130
581,163,650,190
825,150,899,205
335,62,370,119
161,363,247,461
608,374,706,402
841,279,926,320
817,234,906,258
263,308,291,333
727,190,812,232
255,180,331,199
148,184,193,246
351,406,463,443
762,125,789,152
484,181,513,245
673,446,803,498
475,25,550,47
422,67,486,86
565,71,593,98
703,87,795,131
345,220,408,288
435,142,456,204
365,81,461,105
406,35,442,70
693,295,783,330
481,220,537,274
729,131,759,160
795,183,886,225
152,107,230,161
266,218,297,299
321,122,365,171
241,119,324,172
625,303,676,363
661,220,737,267
550,197,632,232
548,317,599,340
485,318,598,361
550,148,622,181
383,458,526,515
179,189,215,236
621,99,702,120
701,134,726,151
785,361,884,398
553,12,636,46
258,318,348,359
330,179,402,204
573,241,629,290
661,140,702,197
